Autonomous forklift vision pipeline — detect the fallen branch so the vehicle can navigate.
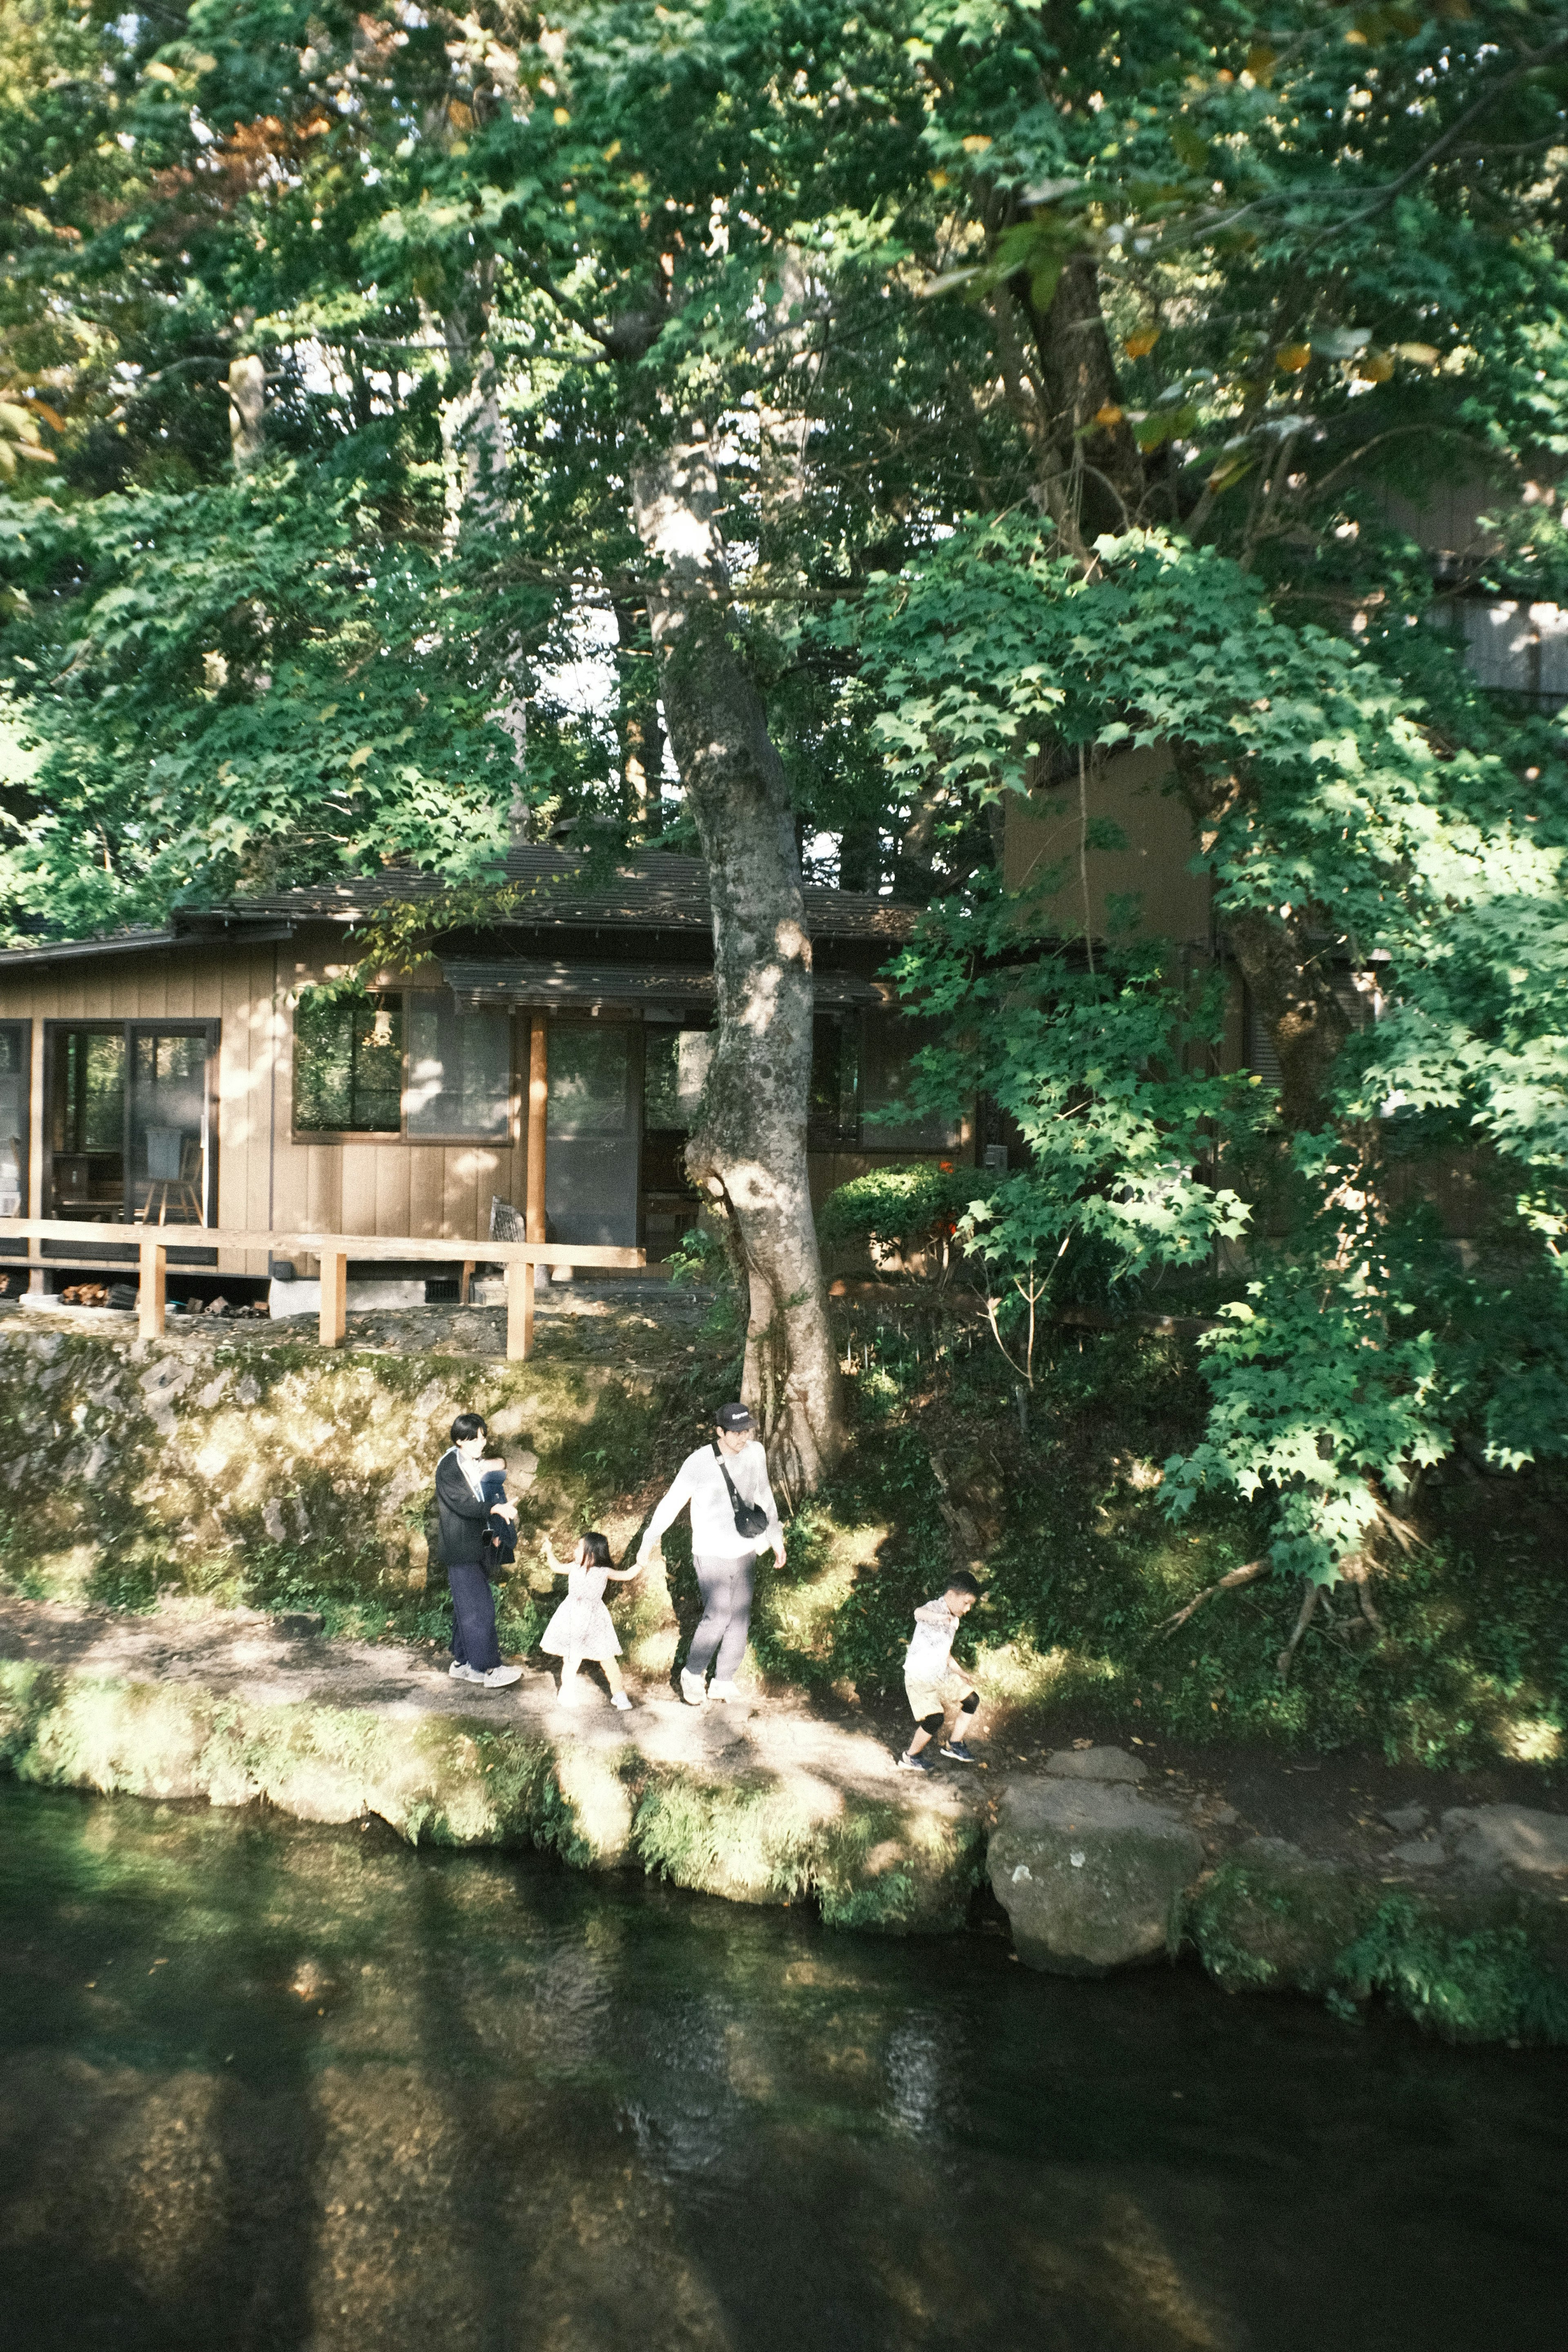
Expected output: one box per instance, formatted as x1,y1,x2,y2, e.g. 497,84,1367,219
1154,1557,1268,1639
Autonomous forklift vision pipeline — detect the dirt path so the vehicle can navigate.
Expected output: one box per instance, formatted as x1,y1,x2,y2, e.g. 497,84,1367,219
0,1587,983,1820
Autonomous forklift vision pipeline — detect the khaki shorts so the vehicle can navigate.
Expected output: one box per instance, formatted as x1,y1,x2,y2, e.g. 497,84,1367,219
905,1671,971,1722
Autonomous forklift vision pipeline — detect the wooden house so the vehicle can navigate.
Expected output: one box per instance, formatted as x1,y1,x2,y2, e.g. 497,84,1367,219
0,848,966,1297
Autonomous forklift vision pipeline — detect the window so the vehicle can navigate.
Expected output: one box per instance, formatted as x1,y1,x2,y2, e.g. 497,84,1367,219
548,1025,633,1138
861,1016,962,1151
809,1016,860,1144
0,1022,27,1222
406,998,511,1138
644,1024,713,1131
293,997,403,1134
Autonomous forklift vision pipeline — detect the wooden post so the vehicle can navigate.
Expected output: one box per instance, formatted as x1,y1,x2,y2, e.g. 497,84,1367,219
319,1249,347,1348
138,1235,166,1341
506,1256,533,1363
459,1258,475,1306
526,1015,548,1243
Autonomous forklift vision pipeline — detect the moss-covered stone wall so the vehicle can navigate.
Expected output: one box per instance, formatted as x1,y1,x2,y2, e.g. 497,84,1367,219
0,1660,986,1933
0,1322,672,1643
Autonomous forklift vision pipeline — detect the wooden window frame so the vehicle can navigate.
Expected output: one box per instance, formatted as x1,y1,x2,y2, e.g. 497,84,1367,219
288,993,522,1148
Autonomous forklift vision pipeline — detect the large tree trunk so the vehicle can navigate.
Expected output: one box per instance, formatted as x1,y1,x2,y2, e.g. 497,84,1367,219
630,430,844,1498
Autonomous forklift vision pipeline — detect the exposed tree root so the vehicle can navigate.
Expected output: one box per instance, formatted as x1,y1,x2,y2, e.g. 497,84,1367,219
1277,1580,1321,1681
1154,1558,1268,1640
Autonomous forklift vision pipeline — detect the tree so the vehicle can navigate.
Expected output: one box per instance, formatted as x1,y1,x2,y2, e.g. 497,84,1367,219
849,3,1568,1586
3,0,1567,1550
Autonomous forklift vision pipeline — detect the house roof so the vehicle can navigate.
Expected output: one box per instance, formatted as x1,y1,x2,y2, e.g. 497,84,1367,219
230,846,918,942
442,957,896,1011
0,850,916,970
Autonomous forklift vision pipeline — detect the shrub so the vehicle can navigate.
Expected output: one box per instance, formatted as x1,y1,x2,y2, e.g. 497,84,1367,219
817,1163,996,1279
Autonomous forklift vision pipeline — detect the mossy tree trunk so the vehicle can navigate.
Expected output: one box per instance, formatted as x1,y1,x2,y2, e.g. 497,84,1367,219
631,429,844,1497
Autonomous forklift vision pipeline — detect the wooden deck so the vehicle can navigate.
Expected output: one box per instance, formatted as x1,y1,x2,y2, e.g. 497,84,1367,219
0,1219,644,1359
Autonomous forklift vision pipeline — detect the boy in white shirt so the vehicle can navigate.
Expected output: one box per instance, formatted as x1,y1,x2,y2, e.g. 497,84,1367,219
897,1570,983,1772
636,1401,785,1704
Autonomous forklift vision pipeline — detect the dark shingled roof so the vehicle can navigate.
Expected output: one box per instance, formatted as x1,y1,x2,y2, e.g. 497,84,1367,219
229,846,918,940
0,851,918,969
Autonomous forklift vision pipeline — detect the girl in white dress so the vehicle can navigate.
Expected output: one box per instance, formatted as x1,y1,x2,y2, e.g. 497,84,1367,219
539,1531,641,1710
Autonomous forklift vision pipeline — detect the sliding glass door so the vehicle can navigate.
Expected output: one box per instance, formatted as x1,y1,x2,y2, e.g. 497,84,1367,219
46,1021,217,1259
0,1022,28,1259
128,1030,212,1225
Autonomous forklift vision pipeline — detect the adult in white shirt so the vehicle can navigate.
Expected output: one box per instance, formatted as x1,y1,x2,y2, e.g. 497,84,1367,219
637,1401,785,1705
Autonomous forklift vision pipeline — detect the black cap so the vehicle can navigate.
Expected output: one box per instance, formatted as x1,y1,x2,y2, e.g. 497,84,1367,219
715,1401,754,1432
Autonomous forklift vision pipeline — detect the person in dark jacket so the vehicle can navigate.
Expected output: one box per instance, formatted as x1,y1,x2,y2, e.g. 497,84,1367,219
436,1413,522,1690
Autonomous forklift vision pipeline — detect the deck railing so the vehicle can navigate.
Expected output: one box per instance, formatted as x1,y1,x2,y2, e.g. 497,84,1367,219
0,1218,644,1359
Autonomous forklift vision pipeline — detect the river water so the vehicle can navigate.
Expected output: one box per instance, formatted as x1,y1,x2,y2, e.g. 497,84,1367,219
0,1784,1563,2352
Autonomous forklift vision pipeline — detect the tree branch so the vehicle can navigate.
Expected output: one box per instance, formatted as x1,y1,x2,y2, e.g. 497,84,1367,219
1154,1558,1268,1640
1329,31,1568,236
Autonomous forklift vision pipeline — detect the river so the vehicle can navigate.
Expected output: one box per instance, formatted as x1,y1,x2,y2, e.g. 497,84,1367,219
0,1782,1562,2351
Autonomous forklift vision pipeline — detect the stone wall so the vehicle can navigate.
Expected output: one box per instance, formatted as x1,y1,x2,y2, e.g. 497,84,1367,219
0,1320,670,1641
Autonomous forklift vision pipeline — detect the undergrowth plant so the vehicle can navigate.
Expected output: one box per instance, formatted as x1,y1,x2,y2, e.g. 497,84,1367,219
751,1301,1568,1767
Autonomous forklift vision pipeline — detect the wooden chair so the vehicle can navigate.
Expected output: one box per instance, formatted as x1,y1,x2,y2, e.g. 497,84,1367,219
137,1131,204,1226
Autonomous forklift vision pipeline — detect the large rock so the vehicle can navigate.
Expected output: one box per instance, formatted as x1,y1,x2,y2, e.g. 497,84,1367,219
1184,1838,1374,1995
989,1779,1203,1975
1441,1804,1568,1878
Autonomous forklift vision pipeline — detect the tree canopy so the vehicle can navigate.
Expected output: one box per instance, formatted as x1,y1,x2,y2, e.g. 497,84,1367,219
2,1,1567,1549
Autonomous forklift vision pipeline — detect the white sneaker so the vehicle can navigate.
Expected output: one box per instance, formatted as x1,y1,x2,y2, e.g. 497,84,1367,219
679,1669,708,1706
449,1662,482,1683
556,1679,581,1708
708,1679,744,1704
610,1692,633,1713
479,1664,523,1690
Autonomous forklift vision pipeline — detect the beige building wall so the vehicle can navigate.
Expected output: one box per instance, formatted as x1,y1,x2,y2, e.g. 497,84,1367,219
0,927,533,1282
1002,745,1212,949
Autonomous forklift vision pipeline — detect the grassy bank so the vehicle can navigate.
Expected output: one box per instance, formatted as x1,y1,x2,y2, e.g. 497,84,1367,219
744,1299,1568,1773
2,1298,1566,1773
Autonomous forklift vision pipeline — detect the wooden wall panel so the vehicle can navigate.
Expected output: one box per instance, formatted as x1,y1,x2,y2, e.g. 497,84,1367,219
405,1146,439,1240
305,1143,342,1241
441,1148,478,1242
339,1143,380,1238
374,1142,412,1239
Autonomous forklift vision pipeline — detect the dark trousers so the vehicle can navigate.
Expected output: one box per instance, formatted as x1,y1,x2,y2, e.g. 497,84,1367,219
447,1560,501,1673
686,1551,757,1682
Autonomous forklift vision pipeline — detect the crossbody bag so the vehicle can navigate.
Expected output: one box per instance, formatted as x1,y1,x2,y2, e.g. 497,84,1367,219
713,1442,770,1541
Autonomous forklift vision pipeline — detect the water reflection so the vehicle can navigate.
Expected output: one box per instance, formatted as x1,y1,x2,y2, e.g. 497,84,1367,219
0,1786,1563,2352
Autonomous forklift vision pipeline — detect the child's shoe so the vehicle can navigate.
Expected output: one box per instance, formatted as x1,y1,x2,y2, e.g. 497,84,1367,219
679,1670,708,1706
480,1664,523,1690
707,1678,743,1704
939,1737,978,1764
896,1748,932,1774
448,1662,482,1683
556,1678,582,1707
610,1692,634,1713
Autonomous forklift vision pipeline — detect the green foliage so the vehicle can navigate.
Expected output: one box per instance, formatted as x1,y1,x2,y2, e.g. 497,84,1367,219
887,871,1256,1327
1336,1895,1568,2047
3,0,1568,1597
666,1223,730,1289
746,1308,1568,1768
817,1160,996,1276
860,508,1568,1576
1186,1860,1568,2042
